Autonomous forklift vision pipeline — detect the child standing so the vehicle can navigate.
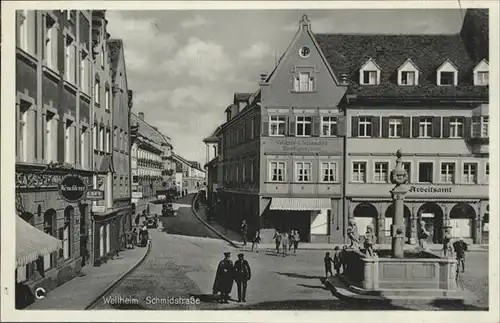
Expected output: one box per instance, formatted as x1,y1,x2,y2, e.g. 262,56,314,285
251,230,261,252
324,252,334,278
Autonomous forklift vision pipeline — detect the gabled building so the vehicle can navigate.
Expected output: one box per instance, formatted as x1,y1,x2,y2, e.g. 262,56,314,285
205,10,489,245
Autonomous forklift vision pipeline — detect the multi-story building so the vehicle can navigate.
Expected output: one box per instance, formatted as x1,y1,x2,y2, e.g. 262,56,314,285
205,10,488,245
108,38,133,252
89,10,116,266
130,112,168,221
325,8,489,245
172,153,206,194
15,10,94,291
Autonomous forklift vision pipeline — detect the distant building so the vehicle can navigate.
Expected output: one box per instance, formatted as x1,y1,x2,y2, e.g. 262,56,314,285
172,153,206,194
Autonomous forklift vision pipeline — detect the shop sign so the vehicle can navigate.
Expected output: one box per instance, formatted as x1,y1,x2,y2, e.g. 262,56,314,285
157,195,166,200
86,190,104,201
132,192,143,199
409,186,452,194
132,198,139,204
58,175,87,203
92,205,106,213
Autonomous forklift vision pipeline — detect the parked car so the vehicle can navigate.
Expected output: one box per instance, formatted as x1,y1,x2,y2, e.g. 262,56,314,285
146,215,158,228
162,203,177,217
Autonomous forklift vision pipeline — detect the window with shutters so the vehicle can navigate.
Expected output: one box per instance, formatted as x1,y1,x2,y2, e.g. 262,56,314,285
321,162,338,182
418,162,433,183
440,162,455,183
449,117,463,138
269,161,285,182
389,118,402,138
269,116,286,136
64,119,76,164
296,162,312,182
296,116,312,136
373,162,389,182
418,117,433,138
352,162,366,183
45,110,58,163
321,116,337,136
358,117,372,137
462,163,477,184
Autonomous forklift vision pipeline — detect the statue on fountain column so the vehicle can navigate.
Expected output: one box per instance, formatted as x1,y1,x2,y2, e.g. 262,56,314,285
418,219,430,250
346,219,359,249
364,224,376,257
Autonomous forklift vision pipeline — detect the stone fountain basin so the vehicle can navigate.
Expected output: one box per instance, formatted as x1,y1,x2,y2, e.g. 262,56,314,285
341,248,463,300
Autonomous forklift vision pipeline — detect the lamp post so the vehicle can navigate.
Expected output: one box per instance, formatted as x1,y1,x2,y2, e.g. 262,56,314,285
390,149,410,259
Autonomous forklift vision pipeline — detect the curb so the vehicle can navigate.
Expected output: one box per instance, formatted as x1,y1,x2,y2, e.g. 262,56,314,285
85,242,152,310
191,193,240,249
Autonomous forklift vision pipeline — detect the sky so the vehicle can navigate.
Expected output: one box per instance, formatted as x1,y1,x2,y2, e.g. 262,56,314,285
106,9,465,165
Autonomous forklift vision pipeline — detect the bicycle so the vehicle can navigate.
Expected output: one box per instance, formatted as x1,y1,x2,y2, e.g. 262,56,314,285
455,266,464,291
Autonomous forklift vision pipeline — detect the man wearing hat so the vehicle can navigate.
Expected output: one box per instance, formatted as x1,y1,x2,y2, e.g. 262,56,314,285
234,253,252,302
212,252,235,303
453,237,468,273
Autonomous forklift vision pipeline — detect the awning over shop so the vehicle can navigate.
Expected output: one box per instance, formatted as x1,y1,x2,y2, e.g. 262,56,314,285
16,216,62,267
269,198,331,211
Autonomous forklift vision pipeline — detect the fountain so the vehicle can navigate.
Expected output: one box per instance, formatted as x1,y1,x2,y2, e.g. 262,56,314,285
339,149,463,302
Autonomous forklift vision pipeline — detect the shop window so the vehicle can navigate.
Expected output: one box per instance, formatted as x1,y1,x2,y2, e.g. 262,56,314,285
352,162,366,183
418,162,433,183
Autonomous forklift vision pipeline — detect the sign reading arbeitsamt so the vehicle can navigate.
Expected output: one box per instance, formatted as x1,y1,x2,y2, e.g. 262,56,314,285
58,175,87,203
86,189,105,201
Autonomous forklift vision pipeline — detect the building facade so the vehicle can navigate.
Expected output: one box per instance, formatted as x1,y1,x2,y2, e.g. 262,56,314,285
15,10,94,291
130,112,169,222
205,10,489,245
89,10,116,266
172,153,206,194
321,9,489,245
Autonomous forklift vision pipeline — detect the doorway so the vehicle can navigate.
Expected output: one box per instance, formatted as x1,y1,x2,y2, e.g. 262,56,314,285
353,203,378,237
417,203,444,243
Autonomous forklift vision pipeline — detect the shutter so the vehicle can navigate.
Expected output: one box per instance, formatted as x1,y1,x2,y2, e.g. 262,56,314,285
337,116,346,137
464,117,472,138
313,116,321,137
351,116,359,137
432,117,441,138
285,116,289,136
459,116,466,137
289,117,296,136
371,116,380,137
261,117,269,136
412,117,420,138
442,117,451,138
381,117,389,138
402,117,411,138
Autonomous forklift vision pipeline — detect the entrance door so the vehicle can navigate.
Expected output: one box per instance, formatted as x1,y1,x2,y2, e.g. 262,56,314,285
353,203,378,239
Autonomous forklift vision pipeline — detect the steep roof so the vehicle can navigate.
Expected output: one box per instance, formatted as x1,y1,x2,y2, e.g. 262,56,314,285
131,113,170,148
315,33,488,99
234,93,252,102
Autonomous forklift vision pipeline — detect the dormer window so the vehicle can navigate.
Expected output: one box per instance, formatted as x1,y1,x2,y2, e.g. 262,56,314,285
397,59,419,86
473,59,489,86
437,59,458,86
359,58,381,85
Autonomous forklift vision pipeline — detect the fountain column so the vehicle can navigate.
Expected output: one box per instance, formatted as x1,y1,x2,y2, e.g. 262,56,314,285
390,149,410,259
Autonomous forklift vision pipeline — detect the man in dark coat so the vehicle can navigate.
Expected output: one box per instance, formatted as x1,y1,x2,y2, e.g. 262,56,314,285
212,252,234,303
453,237,468,272
234,253,251,302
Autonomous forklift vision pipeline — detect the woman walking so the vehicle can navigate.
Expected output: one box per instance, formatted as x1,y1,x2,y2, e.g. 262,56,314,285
273,230,282,254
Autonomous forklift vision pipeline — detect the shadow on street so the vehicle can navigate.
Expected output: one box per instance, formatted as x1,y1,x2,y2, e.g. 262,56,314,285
274,271,324,280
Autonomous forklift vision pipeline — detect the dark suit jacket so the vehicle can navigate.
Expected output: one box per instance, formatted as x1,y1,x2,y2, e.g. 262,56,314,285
234,259,251,282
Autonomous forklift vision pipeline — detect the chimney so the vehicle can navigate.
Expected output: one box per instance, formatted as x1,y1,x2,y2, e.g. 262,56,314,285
259,73,268,85
340,73,349,85
138,112,144,121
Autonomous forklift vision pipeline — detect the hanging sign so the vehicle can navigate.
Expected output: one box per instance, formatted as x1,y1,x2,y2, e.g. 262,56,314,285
86,189,105,201
58,175,87,203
